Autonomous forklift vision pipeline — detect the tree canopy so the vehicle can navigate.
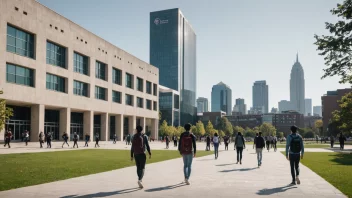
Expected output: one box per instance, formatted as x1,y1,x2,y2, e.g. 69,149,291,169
260,123,276,136
216,117,233,136
332,92,352,135
0,91,13,131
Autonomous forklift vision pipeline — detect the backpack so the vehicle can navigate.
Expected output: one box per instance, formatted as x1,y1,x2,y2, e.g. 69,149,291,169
236,136,244,147
74,134,78,140
181,133,193,154
132,134,145,155
290,134,302,153
213,136,219,143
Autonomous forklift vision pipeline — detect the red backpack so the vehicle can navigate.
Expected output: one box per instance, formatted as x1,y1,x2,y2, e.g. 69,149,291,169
181,133,193,154
132,134,145,154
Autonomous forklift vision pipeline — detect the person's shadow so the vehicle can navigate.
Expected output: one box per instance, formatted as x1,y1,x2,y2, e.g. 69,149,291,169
220,167,257,172
257,184,297,195
60,187,141,198
145,183,186,192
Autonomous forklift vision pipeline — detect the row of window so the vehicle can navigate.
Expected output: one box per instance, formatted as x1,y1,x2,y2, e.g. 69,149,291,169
6,24,158,96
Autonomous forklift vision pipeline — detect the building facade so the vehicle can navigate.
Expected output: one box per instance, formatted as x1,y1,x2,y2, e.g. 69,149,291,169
305,98,312,116
271,107,278,113
290,54,305,114
248,106,264,115
225,114,263,129
211,82,232,115
304,115,322,129
0,0,159,142
313,106,322,117
198,111,226,127
272,111,304,136
252,80,269,113
278,100,294,113
233,98,247,115
159,85,180,126
150,8,197,126
196,97,208,113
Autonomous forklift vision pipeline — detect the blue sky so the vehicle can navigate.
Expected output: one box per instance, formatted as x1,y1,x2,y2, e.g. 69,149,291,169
38,0,349,110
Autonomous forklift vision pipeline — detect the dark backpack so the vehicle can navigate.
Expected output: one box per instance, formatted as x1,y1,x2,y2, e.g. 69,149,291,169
74,134,78,140
181,133,193,154
132,134,145,155
290,134,302,153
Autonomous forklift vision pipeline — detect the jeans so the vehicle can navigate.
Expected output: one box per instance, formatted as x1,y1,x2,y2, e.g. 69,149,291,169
256,148,263,165
85,140,89,147
289,154,300,181
182,154,193,180
214,143,219,158
340,142,344,150
135,153,146,180
225,143,228,150
73,140,78,148
62,139,69,147
206,143,210,151
236,147,243,162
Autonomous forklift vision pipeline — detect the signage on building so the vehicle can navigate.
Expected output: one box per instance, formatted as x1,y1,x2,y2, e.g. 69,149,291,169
154,18,169,25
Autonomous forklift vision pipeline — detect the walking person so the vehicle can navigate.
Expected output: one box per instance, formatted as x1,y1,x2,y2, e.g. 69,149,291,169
73,132,79,148
95,133,100,148
253,133,259,149
255,132,265,167
39,131,44,148
127,134,131,145
165,135,170,149
47,132,52,148
84,133,90,147
235,132,246,164
178,123,196,185
113,133,117,144
24,130,30,146
339,132,347,150
330,135,335,148
173,135,178,147
273,136,277,152
4,129,12,148
130,125,151,189
206,136,211,151
62,132,69,148
224,135,229,151
266,136,271,152
213,133,219,159
286,125,304,185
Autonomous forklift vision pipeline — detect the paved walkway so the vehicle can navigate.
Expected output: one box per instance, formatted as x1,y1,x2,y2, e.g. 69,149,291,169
0,148,346,197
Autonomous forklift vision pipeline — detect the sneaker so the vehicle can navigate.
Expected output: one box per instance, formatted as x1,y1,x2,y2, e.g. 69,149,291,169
185,179,190,185
138,180,144,188
240,161,242,165
296,177,300,185
290,181,296,185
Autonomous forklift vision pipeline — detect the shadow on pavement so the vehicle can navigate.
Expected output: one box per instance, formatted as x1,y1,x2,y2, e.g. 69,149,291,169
220,167,257,172
216,163,237,166
197,159,214,161
257,184,297,195
60,187,141,198
145,183,186,192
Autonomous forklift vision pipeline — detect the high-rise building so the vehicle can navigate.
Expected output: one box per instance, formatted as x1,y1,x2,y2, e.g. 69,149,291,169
271,107,279,113
313,106,322,117
248,106,265,115
197,97,209,113
233,98,247,115
278,100,294,113
150,8,197,125
159,85,180,126
305,98,312,116
290,54,305,114
211,82,232,115
252,81,269,113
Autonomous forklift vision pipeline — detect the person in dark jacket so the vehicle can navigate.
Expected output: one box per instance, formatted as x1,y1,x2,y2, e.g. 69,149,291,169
339,133,347,150
286,125,304,185
84,133,90,147
206,136,211,151
178,123,196,185
62,132,69,148
235,132,246,164
255,132,265,167
330,135,335,148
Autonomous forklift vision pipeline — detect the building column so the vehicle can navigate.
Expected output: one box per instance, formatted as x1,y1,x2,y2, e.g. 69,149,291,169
151,118,158,140
101,113,108,141
116,114,123,141
31,104,45,142
128,115,136,135
84,111,93,142
59,108,70,140
140,117,146,133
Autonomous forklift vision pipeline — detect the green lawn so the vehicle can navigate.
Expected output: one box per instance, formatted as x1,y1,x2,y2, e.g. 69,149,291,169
0,149,211,191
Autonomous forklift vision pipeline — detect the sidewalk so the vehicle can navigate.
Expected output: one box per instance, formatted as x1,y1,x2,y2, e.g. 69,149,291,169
0,148,346,197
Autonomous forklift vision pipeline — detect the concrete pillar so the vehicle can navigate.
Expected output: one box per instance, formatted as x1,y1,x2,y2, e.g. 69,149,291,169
140,117,146,133
151,118,159,140
31,104,45,142
59,108,70,140
116,114,123,141
101,113,108,141
128,115,136,135
84,111,93,142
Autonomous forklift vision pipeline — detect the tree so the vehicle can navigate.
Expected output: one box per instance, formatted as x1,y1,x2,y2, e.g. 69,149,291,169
175,126,184,137
216,117,233,137
278,132,284,138
0,91,13,131
260,123,276,137
195,121,205,137
252,126,260,134
315,119,323,136
314,0,352,84
233,126,245,136
205,121,215,136
332,92,352,135
159,120,172,137
218,130,225,137
158,111,162,121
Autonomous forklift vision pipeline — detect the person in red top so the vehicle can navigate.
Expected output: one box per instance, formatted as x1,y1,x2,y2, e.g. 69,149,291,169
4,129,12,148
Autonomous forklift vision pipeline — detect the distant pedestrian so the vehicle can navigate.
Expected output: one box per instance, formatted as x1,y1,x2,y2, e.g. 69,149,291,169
213,133,219,159
273,136,277,152
320,137,323,144
173,135,178,147
330,135,335,148
84,133,90,147
62,132,69,148
95,133,100,148
126,134,131,145
4,129,12,148
255,132,265,168
286,125,304,185
24,130,29,146
253,133,259,149
266,136,271,152
39,131,44,148
224,136,229,151
131,126,151,189
235,132,246,164
46,132,52,148
206,136,211,151
179,123,196,185
339,133,347,150
73,132,79,148
165,135,170,149
113,133,117,144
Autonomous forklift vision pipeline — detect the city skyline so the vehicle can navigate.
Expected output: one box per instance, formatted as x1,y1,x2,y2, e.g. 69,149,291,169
37,0,349,109
290,54,305,114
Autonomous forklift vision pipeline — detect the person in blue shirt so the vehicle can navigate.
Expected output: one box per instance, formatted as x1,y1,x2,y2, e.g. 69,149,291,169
286,125,304,185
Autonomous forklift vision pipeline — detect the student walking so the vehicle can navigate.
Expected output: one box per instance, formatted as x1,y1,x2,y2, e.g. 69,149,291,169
178,123,196,185
224,136,229,151
130,126,151,189
255,132,265,167
286,125,304,185
213,133,219,159
173,135,178,147
206,136,211,151
339,133,346,150
113,133,117,144
266,136,271,152
24,130,30,146
126,134,131,145
273,136,277,152
73,132,79,148
235,132,246,164
95,133,100,148
84,133,90,147
330,135,335,148
62,132,69,148
39,131,44,148
46,132,52,148
4,130,12,148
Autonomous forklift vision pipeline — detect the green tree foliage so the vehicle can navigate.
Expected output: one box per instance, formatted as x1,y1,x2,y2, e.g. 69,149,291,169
205,121,216,137
159,120,172,137
253,126,260,134
175,126,184,137
195,121,205,137
314,0,352,84
216,117,233,137
233,126,245,136
260,123,276,137
278,132,284,138
332,92,352,135
0,91,13,131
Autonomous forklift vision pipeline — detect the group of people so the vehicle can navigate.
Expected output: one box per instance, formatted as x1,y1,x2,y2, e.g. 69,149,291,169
329,133,347,150
264,135,278,152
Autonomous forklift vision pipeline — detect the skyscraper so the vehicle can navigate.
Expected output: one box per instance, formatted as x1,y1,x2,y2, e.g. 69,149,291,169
233,98,247,115
278,100,294,113
197,97,209,113
290,54,305,114
313,106,322,117
305,98,312,116
211,82,232,115
252,81,269,113
150,9,197,125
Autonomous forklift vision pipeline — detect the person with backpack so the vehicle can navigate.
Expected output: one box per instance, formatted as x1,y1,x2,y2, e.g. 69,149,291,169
39,131,44,148
224,135,229,151
84,133,90,147
235,132,246,164
286,125,304,185
127,134,131,145
95,133,100,148
4,129,12,148
131,125,151,189
339,132,347,150
73,132,79,148
178,123,196,185
213,133,220,159
330,135,335,148
255,132,265,168
62,132,69,148
165,135,170,149
113,133,117,144
206,136,211,151
46,132,52,148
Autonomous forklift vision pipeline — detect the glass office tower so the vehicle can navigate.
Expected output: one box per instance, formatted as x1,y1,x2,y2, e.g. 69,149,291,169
150,8,197,125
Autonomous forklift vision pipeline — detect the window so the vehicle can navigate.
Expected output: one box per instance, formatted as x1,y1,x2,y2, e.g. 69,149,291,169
74,52,88,75
7,24,35,58
146,81,152,94
153,101,157,111
112,68,122,85
126,94,133,106
46,41,66,68
146,99,152,110
137,77,143,92
6,63,34,87
137,97,143,108
112,91,121,103
46,73,65,93
95,61,106,80
95,86,106,100
126,73,133,89
153,83,158,96
73,80,88,97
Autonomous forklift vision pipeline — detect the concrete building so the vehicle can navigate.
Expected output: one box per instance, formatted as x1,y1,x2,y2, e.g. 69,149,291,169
159,85,180,126
0,0,159,142
197,97,209,113
272,111,304,136
278,100,294,113
198,111,226,127
290,54,305,114
321,88,352,135
233,98,247,115
313,106,322,117
225,114,263,129
271,107,278,114
150,8,197,125
248,106,264,115
211,82,232,115
252,80,269,113
305,98,312,116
